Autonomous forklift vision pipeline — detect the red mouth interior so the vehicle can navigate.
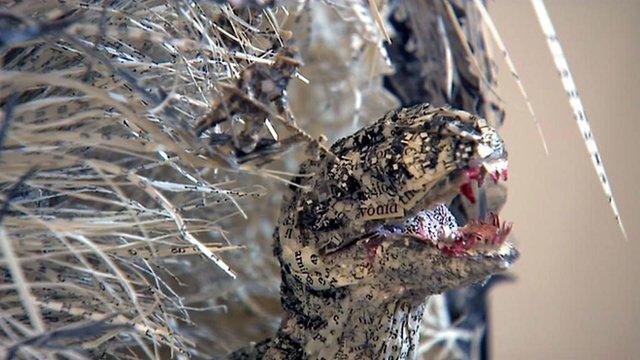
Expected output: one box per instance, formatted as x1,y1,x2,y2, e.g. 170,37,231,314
405,164,512,257
458,165,508,204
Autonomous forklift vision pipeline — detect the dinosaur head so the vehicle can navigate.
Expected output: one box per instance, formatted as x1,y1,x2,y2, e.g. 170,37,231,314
276,104,517,299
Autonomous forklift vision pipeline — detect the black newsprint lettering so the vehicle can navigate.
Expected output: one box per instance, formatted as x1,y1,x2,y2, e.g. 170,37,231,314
294,250,308,274
359,202,400,218
398,189,418,206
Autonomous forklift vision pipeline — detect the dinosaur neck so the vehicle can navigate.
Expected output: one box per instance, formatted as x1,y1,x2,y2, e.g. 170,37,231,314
264,277,428,359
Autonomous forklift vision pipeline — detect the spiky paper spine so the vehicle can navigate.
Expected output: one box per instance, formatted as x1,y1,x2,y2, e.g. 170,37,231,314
0,1,314,357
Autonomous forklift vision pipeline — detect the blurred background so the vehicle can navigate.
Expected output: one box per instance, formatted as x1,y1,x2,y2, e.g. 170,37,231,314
489,1,640,359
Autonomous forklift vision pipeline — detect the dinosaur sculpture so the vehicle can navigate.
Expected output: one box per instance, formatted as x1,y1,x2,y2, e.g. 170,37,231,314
230,103,517,359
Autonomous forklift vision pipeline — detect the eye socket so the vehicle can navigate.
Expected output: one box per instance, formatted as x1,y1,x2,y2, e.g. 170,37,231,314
445,122,482,142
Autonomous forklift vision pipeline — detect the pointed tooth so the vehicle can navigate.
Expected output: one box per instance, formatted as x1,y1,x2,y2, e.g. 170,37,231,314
459,182,476,204
490,212,500,227
483,162,497,183
490,170,500,183
503,221,514,238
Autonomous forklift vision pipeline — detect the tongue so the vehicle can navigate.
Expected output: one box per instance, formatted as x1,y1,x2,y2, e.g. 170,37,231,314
412,204,459,242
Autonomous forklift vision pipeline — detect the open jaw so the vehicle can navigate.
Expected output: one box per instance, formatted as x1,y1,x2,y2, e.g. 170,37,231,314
380,158,517,263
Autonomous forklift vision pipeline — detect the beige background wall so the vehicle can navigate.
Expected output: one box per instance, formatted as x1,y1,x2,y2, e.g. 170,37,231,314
488,1,639,359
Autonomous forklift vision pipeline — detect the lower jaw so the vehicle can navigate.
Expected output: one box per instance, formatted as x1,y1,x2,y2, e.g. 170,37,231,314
407,202,512,255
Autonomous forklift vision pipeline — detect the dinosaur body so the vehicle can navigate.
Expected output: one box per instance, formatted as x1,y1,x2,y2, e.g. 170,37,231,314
230,104,517,359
